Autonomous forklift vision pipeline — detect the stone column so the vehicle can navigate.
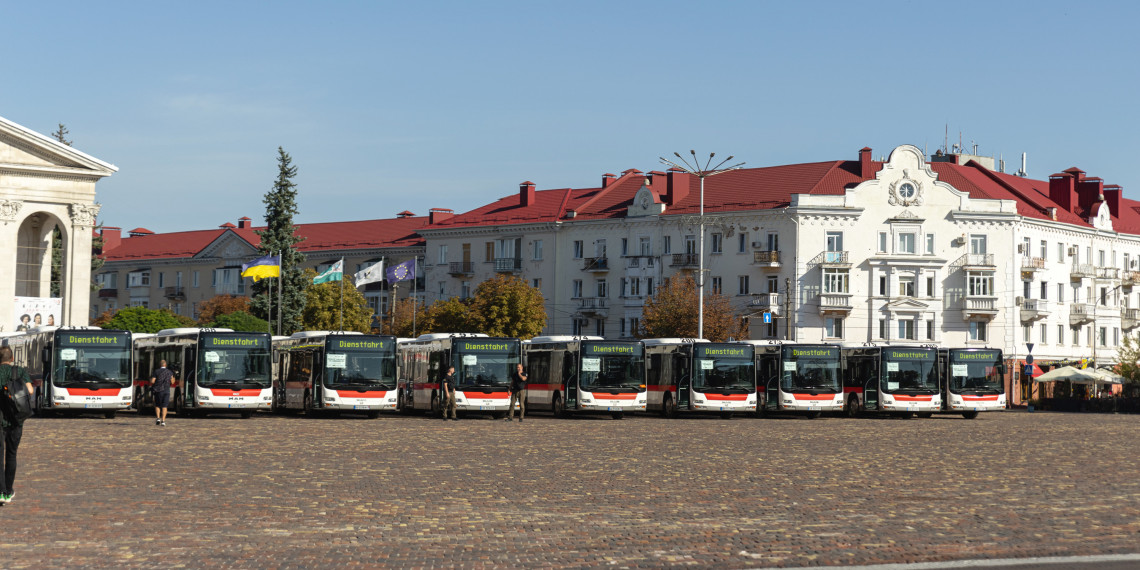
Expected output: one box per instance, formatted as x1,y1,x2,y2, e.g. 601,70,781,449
67,203,100,326
0,199,23,330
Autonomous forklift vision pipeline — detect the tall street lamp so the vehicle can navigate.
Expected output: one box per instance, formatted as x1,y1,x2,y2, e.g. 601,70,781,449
659,150,745,339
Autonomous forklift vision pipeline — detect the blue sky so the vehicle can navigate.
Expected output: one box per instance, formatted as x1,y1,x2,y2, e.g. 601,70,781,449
3,1,1138,232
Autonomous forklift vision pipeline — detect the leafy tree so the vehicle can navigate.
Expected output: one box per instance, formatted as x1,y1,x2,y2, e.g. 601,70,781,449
467,274,546,338
209,310,270,333
382,297,427,338
249,147,307,334
301,270,374,332
422,296,475,333
639,273,747,342
196,294,251,325
99,306,195,333
1116,335,1140,397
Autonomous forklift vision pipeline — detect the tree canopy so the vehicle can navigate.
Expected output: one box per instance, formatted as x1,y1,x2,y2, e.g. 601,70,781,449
196,295,251,325
208,310,270,333
250,147,307,335
381,297,427,338
467,274,547,338
98,306,195,333
301,270,374,332
638,273,747,341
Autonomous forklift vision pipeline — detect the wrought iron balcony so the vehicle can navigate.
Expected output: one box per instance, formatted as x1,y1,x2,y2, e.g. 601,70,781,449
752,250,781,268
494,257,522,273
1095,266,1120,280
583,257,609,272
448,261,474,276
812,250,851,268
670,253,699,268
1020,257,1046,274
957,253,995,270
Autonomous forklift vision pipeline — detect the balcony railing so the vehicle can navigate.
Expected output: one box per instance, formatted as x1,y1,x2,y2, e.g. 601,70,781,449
1018,298,1049,322
448,261,474,276
818,293,852,315
1069,303,1096,324
494,257,522,272
164,286,185,300
753,250,781,267
957,253,995,268
1123,271,1140,287
1096,267,1120,280
1020,257,1046,272
98,288,118,299
1123,308,1140,329
583,257,609,272
961,296,999,320
577,297,608,314
1070,264,1095,280
670,253,699,268
750,292,781,315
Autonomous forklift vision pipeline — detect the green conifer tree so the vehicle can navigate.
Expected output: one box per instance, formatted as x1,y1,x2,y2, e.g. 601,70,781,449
249,147,307,334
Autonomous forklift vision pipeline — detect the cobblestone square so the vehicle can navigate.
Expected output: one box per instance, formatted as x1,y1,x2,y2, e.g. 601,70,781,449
2,410,1138,568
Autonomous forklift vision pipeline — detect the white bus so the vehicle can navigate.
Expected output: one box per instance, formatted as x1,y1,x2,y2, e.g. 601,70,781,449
841,344,941,417
272,331,398,417
643,338,756,418
523,336,647,419
134,328,272,418
937,347,1007,418
397,333,521,417
1,326,133,418
746,341,844,418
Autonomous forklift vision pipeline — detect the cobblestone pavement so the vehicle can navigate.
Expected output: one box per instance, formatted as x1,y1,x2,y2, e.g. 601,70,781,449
1,409,1138,568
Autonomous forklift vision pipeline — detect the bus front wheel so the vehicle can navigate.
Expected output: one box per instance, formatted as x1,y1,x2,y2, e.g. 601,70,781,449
104,411,117,419
241,410,253,419
805,411,822,420
551,394,566,418
844,395,860,418
662,394,677,419
430,392,442,417
962,411,979,420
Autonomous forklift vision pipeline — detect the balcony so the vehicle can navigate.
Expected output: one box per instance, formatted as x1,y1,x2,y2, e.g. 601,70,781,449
957,253,995,270
812,250,851,268
750,292,781,316
1020,256,1046,276
752,250,781,269
1070,264,1095,280
577,297,608,316
1069,303,1096,325
583,257,609,272
448,261,474,276
1018,297,1049,322
98,288,118,299
164,286,185,301
1123,308,1140,330
625,256,655,269
670,253,699,268
1123,271,1140,288
961,296,999,320
621,295,646,307
1096,267,1120,280
818,293,852,316
494,257,522,273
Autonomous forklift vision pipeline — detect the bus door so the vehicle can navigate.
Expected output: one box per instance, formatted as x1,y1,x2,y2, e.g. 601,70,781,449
312,352,324,405
863,358,879,410
759,353,779,409
563,352,578,409
674,353,690,408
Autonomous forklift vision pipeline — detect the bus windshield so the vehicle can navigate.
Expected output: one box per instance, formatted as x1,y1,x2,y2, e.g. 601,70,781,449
780,346,841,393
694,357,753,392
948,350,1003,394
199,341,271,389
53,346,132,388
882,348,938,393
325,351,397,390
579,353,645,391
456,343,518,388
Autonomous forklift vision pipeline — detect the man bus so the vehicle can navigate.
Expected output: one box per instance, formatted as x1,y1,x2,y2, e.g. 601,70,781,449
1,326,133,418
134,328,272,418
643,338,755,418
841,344,941,417
742,341,843,418
937,347,1007,419
524,336,646,419
272,331,398,417
397,333,521,417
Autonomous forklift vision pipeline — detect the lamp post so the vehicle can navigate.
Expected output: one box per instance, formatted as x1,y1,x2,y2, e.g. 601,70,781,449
659,151,745,339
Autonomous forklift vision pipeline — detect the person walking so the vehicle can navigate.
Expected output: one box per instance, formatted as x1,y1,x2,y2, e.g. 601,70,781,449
442,366,458,421
507,363,528,422
150,360,175,426
0,346,33,505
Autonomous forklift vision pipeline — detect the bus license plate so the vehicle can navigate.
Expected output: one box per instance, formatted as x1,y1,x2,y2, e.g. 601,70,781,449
479,406,492,410
85,404,99,409
353,406,369,410
808,406,819,411
607,407,621,411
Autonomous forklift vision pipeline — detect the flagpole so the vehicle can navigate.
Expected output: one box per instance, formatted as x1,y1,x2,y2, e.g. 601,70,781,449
412,258,418,338
267,271,273,336
390,282,398,335
339,258,344,331
277,250,283,336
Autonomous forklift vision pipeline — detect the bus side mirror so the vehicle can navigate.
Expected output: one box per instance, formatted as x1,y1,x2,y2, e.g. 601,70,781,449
997,364,1007,374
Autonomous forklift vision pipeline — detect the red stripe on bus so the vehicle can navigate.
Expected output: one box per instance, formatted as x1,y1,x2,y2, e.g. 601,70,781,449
646,385,678,392
65,388,122,396
526,383,564,391
960,395,1000,401
891,395,933,402
209,389,262,396
791,394,836,401
461,391,509,399
335,390,387,398
591,393,638,400
704,393,749,401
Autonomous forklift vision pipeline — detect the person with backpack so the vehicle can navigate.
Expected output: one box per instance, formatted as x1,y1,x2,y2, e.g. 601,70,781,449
150,360,175,426
0,346,34,505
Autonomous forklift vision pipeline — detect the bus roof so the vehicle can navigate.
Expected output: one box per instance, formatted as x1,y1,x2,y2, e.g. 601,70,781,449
157,327,235,336
529,335,603,343
641,338,709,347
289,330,364,339
415,332,488,341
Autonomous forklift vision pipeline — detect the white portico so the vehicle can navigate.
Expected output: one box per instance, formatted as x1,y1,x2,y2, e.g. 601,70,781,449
0,115,117,329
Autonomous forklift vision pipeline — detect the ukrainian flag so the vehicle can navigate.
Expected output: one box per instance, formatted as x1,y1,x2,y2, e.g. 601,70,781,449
241,254,281,282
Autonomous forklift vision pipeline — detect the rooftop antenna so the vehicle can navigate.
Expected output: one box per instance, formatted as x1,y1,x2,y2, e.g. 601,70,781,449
1017,152,1028,177
999,153,1005,173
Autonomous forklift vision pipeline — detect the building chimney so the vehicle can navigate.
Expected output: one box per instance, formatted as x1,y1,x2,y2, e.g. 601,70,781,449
100,226,122,252
1076,175,1104,214
665,168,692,206
1049,169,1080,212
859,147,873,178
429,208,454,224
237,216,251,229
396,210,415,218
520,181,536,207
601,173,616,188
1104,185,1122,218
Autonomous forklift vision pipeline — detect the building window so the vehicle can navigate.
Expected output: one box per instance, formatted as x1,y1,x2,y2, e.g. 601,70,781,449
766,232,778,252
926,234,935,255
533,240,543,260
127,271,151,288
926,319,935,340
639,237,651,256
767,276,778,293
1057,242,1065,263
824,317,843,339
663,236,671,254
1099,326,1107,347
192,271,200,288
711,233,723,254
596,319,605,337
738,275,749,295
897,232,916,254
647,277,654,294
1023,324,1032,342
438,282,445,296
878,319,887,340
711,277,722,295
572,280,582,298
926,276,935,297
485,241,495,262
461,281,471,299
597,279,607,298
766,321,778,338
738,232,748,253
630,318,640,336
967,274,993,296
621,238,628,257
573,241,583,259
878,232,887,253
685,235,697,254
531,278,541,289
438,245,448,265
969,321,987,341
1058,283,1065,303
878,275,887,296
1057,324,1064,346
898,319,916,340
824,270,849,294
157,272,165,288
572,319,583,336
1041,282,1048,300
970,234,987,255
1040,240,1048,259
899,275,916,297
1040,323,1048,344
630,278,641,297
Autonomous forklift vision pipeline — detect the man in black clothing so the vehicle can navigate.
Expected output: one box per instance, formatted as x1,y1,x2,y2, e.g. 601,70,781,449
0,346,33,505
442,366,458,421
150,360,175,426
507,363,528,422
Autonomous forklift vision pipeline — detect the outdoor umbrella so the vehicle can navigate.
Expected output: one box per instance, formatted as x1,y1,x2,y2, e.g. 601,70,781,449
1034,365,1100,383
1086,368,1125,385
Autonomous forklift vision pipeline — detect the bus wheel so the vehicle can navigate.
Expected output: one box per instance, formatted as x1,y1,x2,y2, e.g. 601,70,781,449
961,411,979,420
898,412,915,419
104,411,117,419
303,392,314,416
844,396,860,418
430,392,442,417
917,412,933,418
241,410,254,419
662,395,677,419
611,411,624,420
367,410,381,419
805,411,822,420
551,394,565,418
720,412,734,419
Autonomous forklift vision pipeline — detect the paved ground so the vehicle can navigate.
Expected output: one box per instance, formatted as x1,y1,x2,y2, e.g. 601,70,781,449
1,409,1138,568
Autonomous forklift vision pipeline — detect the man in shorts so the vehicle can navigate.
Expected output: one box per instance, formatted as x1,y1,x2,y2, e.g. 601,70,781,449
150,360,174,426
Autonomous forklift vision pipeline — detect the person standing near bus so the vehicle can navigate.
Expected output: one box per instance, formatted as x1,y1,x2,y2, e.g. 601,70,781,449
442,366,458,421
507,363,528,422
0,346,33,505
150,360,174,426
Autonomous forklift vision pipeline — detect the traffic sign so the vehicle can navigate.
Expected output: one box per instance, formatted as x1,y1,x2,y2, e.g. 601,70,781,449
762,312,772,324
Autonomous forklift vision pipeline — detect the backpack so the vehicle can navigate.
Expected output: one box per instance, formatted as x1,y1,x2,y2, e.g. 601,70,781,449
0,365,34,424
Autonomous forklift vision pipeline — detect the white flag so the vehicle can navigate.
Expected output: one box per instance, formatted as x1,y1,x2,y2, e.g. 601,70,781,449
354,260,385,287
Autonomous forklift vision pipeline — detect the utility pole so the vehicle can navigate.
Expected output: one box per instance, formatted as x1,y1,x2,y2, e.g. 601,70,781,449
784,277,794,341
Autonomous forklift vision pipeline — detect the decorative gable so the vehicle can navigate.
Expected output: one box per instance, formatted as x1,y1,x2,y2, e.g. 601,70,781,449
626,184,665,217
196,230,258,261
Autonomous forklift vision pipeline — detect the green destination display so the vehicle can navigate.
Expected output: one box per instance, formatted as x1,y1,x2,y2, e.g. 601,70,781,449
885,348,934,361
460,340,515,353
784,346,839,359
205,335,268,349
950,349,1001,362
584,342,642,356
695,344,750,359
57,332,130,347
331,337,390,351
